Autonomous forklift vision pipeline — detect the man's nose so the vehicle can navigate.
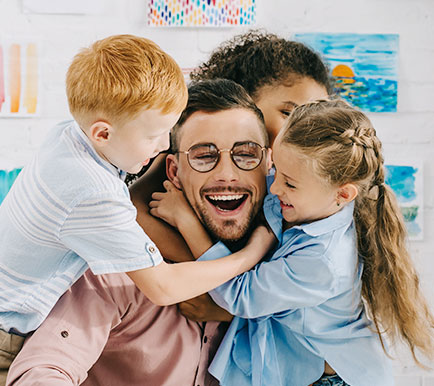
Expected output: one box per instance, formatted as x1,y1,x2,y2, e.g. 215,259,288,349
211,151,239,182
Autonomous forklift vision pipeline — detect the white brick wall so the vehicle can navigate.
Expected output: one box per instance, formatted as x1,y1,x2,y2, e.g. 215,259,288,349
1,0,433,382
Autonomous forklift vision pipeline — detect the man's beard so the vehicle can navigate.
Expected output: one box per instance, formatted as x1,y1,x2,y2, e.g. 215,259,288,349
193,200,259,246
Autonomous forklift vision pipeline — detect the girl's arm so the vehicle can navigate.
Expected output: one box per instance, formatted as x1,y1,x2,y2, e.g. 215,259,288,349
129,155,195,262
198,242,338,319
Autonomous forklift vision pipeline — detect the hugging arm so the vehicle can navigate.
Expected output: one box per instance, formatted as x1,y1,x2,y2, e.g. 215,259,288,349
143,183,276,306
129,154,195,263
130,161,235,321
200,243,336,319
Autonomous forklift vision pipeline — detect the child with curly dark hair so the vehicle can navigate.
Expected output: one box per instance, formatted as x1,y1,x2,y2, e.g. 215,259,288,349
190,29,332,143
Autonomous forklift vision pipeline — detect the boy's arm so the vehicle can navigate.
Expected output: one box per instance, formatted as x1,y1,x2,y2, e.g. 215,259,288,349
131,164,232,321
129,154,195,262
127,224,275,306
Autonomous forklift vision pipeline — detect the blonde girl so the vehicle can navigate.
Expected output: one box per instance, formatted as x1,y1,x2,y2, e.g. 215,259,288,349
151,99,434,386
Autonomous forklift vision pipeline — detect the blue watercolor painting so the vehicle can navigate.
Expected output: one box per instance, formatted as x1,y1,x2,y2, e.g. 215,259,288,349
0,168,21,205
385,163,423,240
294,33,399,113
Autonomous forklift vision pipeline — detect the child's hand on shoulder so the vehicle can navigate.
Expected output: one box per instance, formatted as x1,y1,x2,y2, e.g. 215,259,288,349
149,180,195,229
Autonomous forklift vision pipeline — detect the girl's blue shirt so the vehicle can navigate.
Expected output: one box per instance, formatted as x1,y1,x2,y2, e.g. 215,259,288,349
198,174,394,386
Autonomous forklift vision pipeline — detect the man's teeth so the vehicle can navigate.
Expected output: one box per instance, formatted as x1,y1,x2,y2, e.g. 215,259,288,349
208,194,244,201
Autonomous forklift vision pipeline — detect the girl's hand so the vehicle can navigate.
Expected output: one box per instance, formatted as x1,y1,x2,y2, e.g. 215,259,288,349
149,180,195,229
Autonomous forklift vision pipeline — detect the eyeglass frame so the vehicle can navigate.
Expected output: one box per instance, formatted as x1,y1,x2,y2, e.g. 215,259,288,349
176,141,268,173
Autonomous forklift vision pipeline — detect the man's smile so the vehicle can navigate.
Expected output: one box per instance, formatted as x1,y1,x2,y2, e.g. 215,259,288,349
206,193,248,212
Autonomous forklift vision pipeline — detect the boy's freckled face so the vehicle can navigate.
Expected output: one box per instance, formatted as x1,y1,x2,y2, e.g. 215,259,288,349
104,108,181,174
174,109,269,242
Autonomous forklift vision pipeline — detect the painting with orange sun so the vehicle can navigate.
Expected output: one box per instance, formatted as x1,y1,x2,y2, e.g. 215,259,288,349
294,33,399,113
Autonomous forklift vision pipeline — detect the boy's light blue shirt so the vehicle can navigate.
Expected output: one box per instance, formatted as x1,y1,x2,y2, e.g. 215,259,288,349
198,174,394,386
0,120,162,334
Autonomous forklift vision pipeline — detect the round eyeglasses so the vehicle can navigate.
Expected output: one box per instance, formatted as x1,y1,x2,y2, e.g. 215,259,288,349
177,141,267,173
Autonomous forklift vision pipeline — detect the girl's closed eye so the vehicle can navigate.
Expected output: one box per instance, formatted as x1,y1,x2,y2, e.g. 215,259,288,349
285,182,296,189
280,110,291,117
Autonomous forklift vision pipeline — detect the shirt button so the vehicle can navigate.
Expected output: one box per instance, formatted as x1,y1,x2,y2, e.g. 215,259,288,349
61,330,69,338
148,245,156,254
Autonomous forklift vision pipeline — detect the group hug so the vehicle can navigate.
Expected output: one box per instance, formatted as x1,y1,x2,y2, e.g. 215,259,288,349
1,30,433,386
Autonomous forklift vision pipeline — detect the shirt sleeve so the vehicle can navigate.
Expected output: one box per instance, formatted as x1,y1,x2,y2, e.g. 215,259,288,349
59,191,162,275
6,271,129,386
198,241,337,319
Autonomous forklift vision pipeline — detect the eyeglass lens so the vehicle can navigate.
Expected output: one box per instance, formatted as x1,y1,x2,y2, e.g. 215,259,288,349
187,142,263,172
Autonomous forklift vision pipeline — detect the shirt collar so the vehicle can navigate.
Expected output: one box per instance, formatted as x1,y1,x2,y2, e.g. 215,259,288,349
292,201,355,237
70,121,126,180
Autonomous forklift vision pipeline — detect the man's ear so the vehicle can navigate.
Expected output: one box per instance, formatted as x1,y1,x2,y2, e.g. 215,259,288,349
265,148,273,171
166,154,182,189
338,183,358,204
88,121,113,145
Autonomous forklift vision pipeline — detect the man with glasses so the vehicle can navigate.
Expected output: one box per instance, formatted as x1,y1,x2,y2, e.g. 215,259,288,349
7,79,271,386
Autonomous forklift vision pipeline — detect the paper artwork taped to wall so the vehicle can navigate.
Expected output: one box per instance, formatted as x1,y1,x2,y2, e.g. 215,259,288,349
0,39,40,117
385,161,423,240
148,0,256,27
0,166,22,205
294,33,399,113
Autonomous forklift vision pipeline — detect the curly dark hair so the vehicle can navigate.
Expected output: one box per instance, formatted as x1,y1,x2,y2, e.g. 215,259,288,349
190,29,333,98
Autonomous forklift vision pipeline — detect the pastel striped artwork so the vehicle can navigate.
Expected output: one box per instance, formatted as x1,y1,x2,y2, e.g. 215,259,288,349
0,41,39,116
148,0,256,27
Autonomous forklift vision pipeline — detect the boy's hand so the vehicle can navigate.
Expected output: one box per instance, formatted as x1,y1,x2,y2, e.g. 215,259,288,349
149,180,195,229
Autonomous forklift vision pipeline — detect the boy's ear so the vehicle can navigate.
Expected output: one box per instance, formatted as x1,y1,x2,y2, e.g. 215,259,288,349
338,183,358,204
89,121,113,145
166,154,182,189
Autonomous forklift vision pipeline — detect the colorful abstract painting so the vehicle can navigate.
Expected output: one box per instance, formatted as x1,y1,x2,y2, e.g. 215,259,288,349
385,161,423,240
294,33,399,113
0,39,39,116
148,0,256,27
0,167,22,205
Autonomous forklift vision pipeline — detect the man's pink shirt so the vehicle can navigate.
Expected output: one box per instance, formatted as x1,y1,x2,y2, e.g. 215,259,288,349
7,270,224,386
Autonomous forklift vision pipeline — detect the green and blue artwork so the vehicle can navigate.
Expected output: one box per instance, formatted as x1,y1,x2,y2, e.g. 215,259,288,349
0,167,22,205
385,161,423,240
294,33,399,113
